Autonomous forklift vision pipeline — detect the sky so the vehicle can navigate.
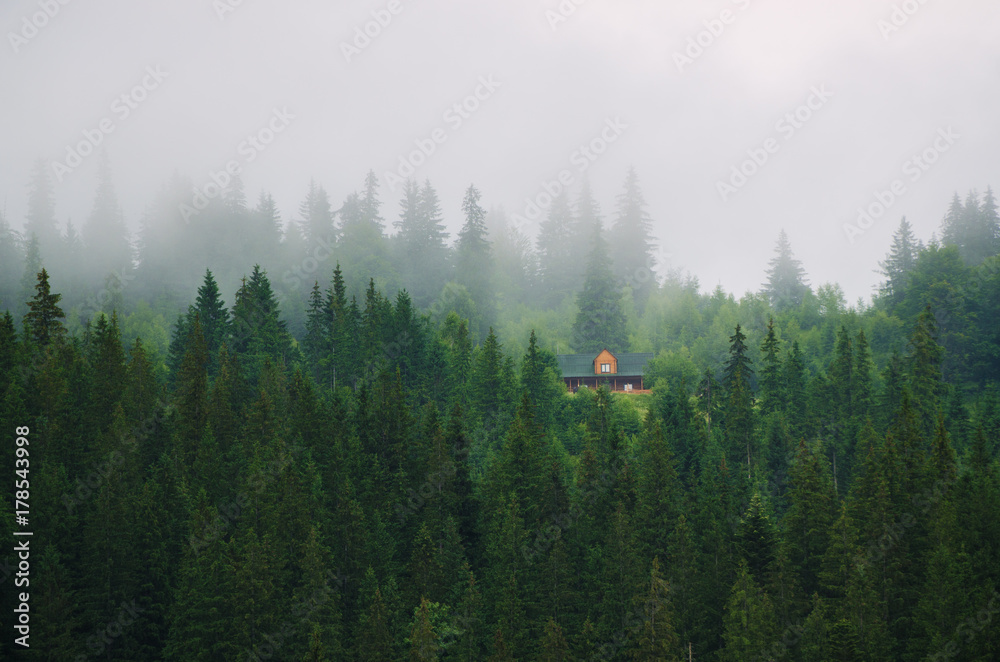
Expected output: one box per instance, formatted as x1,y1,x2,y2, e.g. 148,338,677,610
2,0,998,304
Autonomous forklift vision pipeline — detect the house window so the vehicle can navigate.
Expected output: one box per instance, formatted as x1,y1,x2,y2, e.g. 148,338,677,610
601,363,610,373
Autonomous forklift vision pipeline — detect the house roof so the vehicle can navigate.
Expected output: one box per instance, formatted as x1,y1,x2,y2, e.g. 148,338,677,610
555,351,654,378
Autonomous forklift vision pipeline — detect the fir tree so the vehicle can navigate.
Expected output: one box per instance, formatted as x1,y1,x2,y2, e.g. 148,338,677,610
762,229,809,311
573,220,628,353
23,268,66,347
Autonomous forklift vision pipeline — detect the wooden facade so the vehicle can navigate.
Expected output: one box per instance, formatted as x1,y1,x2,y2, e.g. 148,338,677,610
556,349,653,394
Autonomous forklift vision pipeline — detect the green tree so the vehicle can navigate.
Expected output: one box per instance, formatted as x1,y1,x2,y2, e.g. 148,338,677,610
23,268,66,347
609,167,657,312
573,220,627,353
762,229,810,311
723,324,756,477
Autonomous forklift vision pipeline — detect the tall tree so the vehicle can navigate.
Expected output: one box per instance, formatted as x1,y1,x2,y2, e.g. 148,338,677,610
723,324,755,476
878,217,920,306
573,220,627,353
762,229,809,311
81,152,133,290
536,189,579,306
23,268,66,348
455,184,495,336
610,167,657,312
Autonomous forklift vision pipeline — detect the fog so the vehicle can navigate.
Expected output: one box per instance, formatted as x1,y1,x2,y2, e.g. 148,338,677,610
2,0,998,302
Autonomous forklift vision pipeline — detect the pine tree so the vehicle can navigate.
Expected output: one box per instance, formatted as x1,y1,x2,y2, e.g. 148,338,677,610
455,184,495,335
408,597,440,661
24,158,60,259
758,317,783,417
538,617,570,661
762,229,809,311
0,211,22,313
23,268,66,347
573,220,628,353
878,217,920,305
723,324,755,476
628,557,680,661
735,492,776,584
298,179,337,245
720,560,778,662
82,152,132,288
610,167,657,312
783,440,837,596
908,306,944,437
536,189,579,306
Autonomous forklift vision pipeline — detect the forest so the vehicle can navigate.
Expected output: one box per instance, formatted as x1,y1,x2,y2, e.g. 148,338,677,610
1,160,1000,661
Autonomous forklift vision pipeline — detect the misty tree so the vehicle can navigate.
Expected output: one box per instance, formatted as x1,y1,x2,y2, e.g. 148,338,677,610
762,229,809,312
941,189,1000,266
25,158,60,260
250,191,284,266
536,189,578,307
339,177,399,301
81,152,132,291
878,217,920,306
609,167,657,313
18,235,43,321
455,184,495,337
297,178,336,247
394,178,450,306
487,206,537,307
0,211,23,313
573,220,627,353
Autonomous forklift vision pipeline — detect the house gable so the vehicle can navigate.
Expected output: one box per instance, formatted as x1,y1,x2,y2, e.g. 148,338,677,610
593,349,617,375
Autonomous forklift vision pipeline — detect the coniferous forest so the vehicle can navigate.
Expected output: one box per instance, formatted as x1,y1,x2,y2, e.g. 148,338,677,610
2,163,1000,661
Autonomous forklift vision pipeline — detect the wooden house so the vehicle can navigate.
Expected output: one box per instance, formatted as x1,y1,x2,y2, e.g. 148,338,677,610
555,349,653,393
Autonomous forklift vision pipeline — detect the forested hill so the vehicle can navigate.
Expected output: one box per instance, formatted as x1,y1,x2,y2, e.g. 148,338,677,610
1,167,1000,660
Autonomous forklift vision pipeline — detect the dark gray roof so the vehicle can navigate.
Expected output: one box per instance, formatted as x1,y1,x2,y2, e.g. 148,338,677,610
555,351,654,378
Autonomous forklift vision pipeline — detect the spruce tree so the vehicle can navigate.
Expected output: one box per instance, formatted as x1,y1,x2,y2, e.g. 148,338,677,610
573,220,627,353
762,229,809,311
23,268,66,347
610,167,657,312
723,324,755,476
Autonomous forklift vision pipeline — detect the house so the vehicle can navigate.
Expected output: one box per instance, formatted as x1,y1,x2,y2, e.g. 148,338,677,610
555,349,653,393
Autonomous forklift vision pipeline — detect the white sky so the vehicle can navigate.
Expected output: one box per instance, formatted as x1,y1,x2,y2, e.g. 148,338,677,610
2,0,998,303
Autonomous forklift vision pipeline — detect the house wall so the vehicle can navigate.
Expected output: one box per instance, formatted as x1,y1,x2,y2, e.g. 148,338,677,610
593,349,617,375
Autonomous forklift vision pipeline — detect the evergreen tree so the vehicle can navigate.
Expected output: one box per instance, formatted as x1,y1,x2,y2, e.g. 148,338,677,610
23,268,66,347
455,184,495,336
758,317,783,417
628,557,680,661
81,152,132,288
878,217,920,306
536,189,579,306
762,229,809,311
573,220,628,353
610,167,657,312
720,560,777,662
723,324,755,476
25,158,60,260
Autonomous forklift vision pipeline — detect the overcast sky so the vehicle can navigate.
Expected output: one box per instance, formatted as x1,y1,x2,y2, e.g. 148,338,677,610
2,0,998,303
